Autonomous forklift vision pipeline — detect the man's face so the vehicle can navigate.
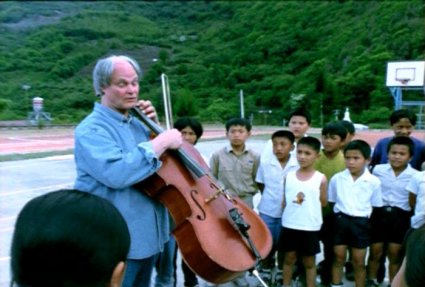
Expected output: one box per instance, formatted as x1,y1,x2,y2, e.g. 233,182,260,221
288,116,310,141
392,118,414,137
101,60,139,115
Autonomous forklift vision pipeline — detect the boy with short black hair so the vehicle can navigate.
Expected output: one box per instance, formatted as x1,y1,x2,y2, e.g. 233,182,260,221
209,117,260,287
260,107,311,162
279,136,327,287
314,122,348,286
210,118,260,209
287,108,312,143
369,109,425,283
11,189,130,287
366,136,418,287
255,130,299,283
339,120,356,150
329,140,383,287
315,122,348,180
371,109,425,171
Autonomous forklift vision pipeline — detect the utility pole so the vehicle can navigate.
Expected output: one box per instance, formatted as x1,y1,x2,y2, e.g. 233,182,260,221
22,84,31,111
240,89,245,118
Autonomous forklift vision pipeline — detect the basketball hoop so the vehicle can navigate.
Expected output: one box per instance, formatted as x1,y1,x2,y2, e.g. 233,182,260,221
386,61,424,87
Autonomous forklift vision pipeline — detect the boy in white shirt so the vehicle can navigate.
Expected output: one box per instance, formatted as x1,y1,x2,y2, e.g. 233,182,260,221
407,170,425,230
279,136,327,287
260,108,311,162
367,136,418,286
255,130,299,283
328,140,383,287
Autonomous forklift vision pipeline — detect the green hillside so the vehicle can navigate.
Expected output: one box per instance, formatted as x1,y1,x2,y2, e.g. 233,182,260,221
0,1,423,126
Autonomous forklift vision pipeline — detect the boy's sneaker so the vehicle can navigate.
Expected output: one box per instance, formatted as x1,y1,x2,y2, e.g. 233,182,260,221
275,269,283,286
366,279,380,287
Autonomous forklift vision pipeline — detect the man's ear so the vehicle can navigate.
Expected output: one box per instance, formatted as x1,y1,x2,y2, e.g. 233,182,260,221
109,261,126,287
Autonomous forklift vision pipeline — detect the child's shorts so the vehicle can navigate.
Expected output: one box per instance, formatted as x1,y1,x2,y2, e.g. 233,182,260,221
333,212,370,249
370,206,411,245
279,227,320,256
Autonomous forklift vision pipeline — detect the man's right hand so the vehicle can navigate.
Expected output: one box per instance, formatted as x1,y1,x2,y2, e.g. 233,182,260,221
151,129,183,156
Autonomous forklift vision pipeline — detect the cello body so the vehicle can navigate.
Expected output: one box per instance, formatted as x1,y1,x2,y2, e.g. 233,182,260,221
135,141,272,284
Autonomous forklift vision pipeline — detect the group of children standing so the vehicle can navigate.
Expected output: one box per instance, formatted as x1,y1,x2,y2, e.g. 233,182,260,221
208,108,425,287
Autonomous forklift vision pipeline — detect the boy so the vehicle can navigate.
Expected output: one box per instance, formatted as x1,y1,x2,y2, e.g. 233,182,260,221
407,169,425,231
155,117,204,287
366,136,418,287
314,122,348,286
210,117,260,209
339,120,356,150
329,140,383,287
315,122,348,182
173,117,204,287
338,120,357,282
391,226,425,287
279,136,327,287
174,117,204,145
255,130,299,283
369,109,424,283
209,117,260,287
370,109,425,171
11,189,130,287
260,107,311,163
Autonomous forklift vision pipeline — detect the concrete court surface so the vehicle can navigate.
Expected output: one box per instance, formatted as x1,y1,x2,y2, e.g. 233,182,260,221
0,139,271,287
0,136,395,286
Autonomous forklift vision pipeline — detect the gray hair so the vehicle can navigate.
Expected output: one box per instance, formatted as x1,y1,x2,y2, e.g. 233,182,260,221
92,55,142,97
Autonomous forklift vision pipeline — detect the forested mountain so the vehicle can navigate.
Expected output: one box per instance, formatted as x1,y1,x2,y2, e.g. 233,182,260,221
0,1,423,126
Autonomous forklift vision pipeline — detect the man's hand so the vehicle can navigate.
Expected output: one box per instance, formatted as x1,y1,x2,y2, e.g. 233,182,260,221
137,100,158,123
151,129,183,156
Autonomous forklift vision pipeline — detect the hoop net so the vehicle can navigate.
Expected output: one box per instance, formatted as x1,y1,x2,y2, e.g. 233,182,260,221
395,78,411,85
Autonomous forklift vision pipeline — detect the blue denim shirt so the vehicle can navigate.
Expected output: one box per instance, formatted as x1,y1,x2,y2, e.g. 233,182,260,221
74,103,169,259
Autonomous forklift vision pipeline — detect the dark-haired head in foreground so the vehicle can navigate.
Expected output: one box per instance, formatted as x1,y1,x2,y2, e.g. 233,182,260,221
11,189,130,287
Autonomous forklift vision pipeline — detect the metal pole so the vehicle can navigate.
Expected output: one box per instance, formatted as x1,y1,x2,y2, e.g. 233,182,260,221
390,87,402,110
240,89,245,118
161,74,173,130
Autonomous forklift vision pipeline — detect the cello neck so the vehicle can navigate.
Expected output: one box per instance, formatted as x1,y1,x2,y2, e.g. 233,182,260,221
131,107,207,178
131,107,164,135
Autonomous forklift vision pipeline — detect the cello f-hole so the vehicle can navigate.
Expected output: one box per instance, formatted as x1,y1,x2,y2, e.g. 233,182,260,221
190,189,206,220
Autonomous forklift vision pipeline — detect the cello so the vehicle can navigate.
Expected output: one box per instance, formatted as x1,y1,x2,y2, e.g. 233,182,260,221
132,108,272,285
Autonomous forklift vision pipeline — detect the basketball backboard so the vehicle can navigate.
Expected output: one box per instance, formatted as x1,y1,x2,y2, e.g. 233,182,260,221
386,61,425,87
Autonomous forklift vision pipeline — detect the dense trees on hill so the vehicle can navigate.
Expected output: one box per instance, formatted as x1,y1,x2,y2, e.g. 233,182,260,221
0,1,423,127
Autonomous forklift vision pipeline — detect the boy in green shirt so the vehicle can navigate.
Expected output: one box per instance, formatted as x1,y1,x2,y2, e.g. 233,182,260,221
315,121,348,286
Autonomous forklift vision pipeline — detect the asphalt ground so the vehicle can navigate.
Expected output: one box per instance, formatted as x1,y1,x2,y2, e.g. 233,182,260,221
2,126,420,286
1,139,273,287
0,139,350,287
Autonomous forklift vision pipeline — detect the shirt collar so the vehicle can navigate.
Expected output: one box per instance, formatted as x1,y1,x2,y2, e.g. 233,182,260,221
225,144,247,154
94,102,133,124
383,162,414,174
343,168,373,181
